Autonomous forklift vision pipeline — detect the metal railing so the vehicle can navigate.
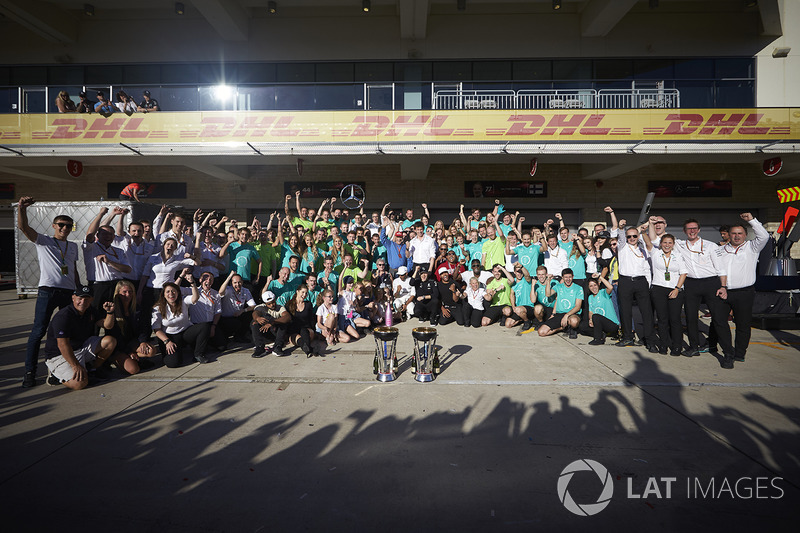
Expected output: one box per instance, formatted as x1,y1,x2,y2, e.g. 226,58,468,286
596,89,680,109
434,88,681,110
433,90,516,110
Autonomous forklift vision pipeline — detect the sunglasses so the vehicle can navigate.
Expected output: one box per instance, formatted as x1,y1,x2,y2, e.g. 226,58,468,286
626,235,639,240
55,222,72,228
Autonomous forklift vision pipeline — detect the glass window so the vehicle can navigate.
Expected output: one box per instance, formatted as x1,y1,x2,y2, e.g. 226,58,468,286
315,84,359,110
513,61,552,81
48,66,84,85
355,62,393,82
593,59,633,80
198,86,236,111
553,60,591,80
22,89,46,113
276,63,314,83
715,58,754,79
123,65,161,84
238,63,276,83
633,59,674,80
0,88,19,113
396,83,428,110
675,80,714,108
85,65,123,84
674,59,713,79
716,80,754,107
315,63,354,83
473,61,511,81
433,61,471,81
160,86,198,111
162,64,198,84
275,85,314,109
237,86,276,110
395,62,432,82
198,63,238,84
11,66,47,85
50,86,84,112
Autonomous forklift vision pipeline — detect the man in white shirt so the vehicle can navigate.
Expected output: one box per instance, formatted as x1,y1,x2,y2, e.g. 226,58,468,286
111,208,156,291
18,196,81,388
677,218,730,360
407,222,437,276
157,211,194,257
84,206,132,308
615,225,657,351
712,213,770,367
542,234,568,279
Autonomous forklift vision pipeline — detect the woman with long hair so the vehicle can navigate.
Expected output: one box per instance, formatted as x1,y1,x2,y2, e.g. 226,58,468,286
137,236,199,313
298,232,319,274
329,235,346,269
283,285,322,357
280,233,302,269
107,280,155,375
151,276,211,367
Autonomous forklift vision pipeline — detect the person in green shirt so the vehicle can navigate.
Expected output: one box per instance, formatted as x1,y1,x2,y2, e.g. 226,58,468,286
336,253,370,293
481,220,506,270
538,268,583,338
482,263,514,327
285,191,314,231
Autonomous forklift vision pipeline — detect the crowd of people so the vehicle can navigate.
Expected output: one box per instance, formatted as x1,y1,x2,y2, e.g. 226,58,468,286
17,191,769,391
55,89,160,116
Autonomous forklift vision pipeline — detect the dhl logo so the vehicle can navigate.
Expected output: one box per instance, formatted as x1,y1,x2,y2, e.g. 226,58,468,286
2,111,793,142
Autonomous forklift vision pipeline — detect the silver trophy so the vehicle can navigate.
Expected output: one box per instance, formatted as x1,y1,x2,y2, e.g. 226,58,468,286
411,327,439,383
373,326,399,382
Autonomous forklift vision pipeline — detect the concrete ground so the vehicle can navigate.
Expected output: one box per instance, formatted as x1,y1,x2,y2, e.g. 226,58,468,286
0,290,798,532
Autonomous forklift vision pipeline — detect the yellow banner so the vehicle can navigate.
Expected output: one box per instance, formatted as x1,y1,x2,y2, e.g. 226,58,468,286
0,109,797,144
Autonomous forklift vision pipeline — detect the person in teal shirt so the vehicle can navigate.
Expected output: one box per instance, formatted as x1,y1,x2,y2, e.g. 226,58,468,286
583,276,620,345
219,228,262,293
532,265,557,322
464,229,484,266
537,268,583,338
514,232,542,273
505,263,536,330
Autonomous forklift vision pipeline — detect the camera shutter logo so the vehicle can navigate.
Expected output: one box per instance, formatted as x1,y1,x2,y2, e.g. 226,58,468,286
557,459,614,516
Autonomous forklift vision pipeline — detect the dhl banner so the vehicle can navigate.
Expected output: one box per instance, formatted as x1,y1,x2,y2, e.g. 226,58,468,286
0,109,797,144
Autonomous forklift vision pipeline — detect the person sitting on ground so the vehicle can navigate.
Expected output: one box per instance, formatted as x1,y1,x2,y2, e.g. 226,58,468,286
277,285,323,358
106,280,155,375
337,276,371,339
151,277,210,366
482,263,514,327
435,268,465,326
250,291,288,358
538,268,583,338
316,289,353,346
505,262,535,330
391,266,415,319
410,267,439,324
43,286,118,390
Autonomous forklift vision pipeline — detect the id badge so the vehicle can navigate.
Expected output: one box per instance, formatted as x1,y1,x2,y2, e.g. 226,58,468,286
664,271,671,282
61,264,69,276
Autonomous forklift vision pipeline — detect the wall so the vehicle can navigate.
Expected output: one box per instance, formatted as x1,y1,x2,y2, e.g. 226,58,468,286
757,0,800,107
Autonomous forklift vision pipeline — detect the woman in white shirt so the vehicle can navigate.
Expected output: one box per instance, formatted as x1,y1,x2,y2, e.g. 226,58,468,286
460,276,487,328
137,237,199,313
151,278,210,367
646,233,688,356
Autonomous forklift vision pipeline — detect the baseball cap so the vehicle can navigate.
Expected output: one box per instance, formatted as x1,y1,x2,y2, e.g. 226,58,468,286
438,266,449,275
394,231,403,238
397,266,408,275
79,91,87,98
143,90,151,97
597,230,611,239
74,286,92,298
261,291,276,303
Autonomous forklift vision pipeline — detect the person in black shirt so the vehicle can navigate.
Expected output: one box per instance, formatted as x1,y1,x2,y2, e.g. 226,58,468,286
77,91,94,113
138,90,160,112
43,286,118,390
410,267,439,324
435,268,465,326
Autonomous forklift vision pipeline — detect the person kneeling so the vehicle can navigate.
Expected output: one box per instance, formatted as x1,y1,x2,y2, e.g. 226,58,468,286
43,287,118,390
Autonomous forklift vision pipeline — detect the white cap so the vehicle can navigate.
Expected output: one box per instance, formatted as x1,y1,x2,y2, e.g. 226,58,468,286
261,290,276,303
397,266,408,275
438,266,449,275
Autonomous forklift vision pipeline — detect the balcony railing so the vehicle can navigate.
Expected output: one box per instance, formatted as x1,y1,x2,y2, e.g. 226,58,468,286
434,88,680,110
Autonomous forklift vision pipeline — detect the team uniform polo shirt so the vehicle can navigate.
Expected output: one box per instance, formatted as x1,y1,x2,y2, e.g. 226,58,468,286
514,244,541,272
588,290,619,325
711,218,770,289
675,238,720,279
157,230,194,257
151,294,195,334
465,241,484,264
35,234,79,290
142,254,196,288
534,279,557,308
190,287,222,324
228,242,260,281
498,223,514,237
221,286,256,317
567,252,587,280
266,279,294,301
115,235,156,280
251,240,279,278
512,277,534,307
481,237,506,268
83,240,130,282
291,217,314,231
400,218,421,230
553,282,583,314
316,270,339,294
486,277,512,307
43,305,100,359
557,238,573,253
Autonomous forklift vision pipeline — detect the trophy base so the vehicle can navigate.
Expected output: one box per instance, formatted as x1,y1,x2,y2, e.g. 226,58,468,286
414,372,434,383
377,372,396,382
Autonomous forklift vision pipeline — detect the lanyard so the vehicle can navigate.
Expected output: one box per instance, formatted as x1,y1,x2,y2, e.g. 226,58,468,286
685,239,704,254
662,251,672,271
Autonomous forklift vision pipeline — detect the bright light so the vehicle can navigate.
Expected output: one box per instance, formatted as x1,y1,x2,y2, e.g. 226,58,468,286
212,85,234,101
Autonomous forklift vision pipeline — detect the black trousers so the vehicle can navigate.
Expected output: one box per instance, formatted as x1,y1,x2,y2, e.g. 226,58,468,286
251,321,284,348
92,279,119,309
438,302,465,326
219,314,252,340
461,306,484,327
158,323,211,368
413,297,440,320
684,276,733,354
617,275,656,345
717,286,755,359
579,314,619,341
651,285,685,352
